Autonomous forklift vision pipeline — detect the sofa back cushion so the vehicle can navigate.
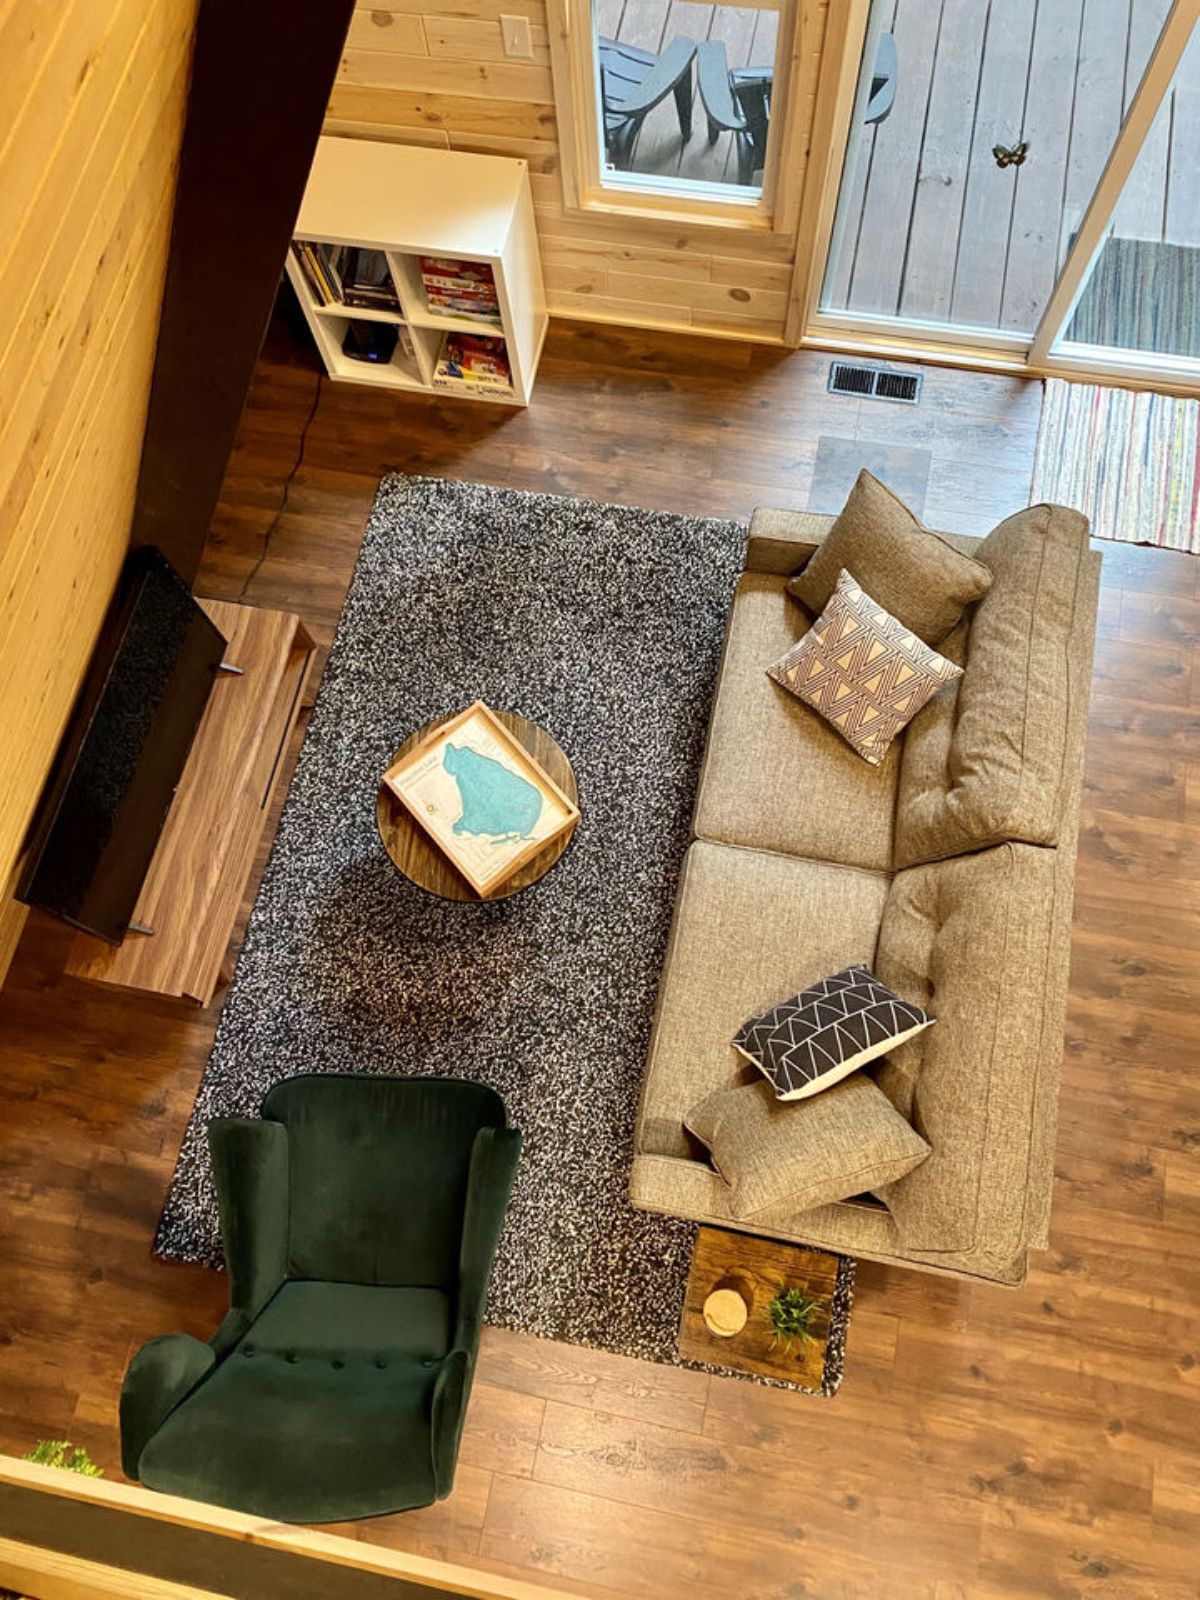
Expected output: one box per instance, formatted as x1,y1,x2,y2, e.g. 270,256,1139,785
893,503,1093,868
872,842,1063,1261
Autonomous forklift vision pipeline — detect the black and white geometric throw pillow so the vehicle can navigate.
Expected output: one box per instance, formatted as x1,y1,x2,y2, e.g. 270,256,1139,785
733,965,933,1101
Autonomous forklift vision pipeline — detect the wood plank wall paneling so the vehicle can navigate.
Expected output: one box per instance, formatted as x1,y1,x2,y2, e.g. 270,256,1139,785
0,0,198,988
325,0,829,341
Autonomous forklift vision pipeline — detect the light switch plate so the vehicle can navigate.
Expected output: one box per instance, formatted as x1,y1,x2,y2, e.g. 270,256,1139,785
501,13,534,58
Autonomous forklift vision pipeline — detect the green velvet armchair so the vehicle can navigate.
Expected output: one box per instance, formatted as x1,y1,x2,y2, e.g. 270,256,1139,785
120,1074,520,1523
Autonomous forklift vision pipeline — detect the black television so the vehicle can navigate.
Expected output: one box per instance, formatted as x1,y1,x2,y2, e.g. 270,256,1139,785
17,547,227,944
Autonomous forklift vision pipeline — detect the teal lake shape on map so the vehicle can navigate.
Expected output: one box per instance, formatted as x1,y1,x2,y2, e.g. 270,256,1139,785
444,742,543,843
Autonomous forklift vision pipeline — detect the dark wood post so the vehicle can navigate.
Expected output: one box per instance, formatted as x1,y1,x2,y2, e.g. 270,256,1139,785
129,0,357,585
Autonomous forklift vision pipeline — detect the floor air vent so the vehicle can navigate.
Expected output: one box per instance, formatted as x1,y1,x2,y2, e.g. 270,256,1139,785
828,362,923,404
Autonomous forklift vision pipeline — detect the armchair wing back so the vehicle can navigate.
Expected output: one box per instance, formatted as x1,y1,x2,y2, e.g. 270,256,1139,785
120,1074,520,1524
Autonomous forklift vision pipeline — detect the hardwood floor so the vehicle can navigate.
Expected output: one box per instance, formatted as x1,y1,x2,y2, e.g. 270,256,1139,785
2,313,1198,1600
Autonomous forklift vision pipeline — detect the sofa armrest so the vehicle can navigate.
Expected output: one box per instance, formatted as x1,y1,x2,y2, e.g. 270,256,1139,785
745,507,834,576
120,1333,215,1479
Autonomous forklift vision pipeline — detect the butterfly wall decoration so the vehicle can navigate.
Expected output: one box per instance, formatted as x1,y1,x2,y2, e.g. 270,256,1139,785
993,141,1029,168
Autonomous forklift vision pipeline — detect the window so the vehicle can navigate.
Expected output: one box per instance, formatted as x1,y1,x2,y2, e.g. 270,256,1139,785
805,0,1200,386
1048,14,1200,376
818,0,1168,340
550,0,796,225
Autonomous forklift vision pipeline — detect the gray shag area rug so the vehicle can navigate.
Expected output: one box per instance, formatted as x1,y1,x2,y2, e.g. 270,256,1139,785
156,475,853,1395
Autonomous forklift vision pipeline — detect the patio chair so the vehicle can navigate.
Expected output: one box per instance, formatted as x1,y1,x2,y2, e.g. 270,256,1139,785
865,31,897,125
599,35,697,171
119,1074,521,1523
695,39,772,187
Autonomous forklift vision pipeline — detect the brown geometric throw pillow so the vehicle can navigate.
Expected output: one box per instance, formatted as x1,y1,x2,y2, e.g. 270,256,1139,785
768,569,962,766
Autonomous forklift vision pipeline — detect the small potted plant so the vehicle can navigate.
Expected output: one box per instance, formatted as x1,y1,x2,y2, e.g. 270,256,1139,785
765,1285,821,1356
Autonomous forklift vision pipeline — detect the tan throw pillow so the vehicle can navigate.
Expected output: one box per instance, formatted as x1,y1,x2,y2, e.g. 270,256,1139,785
685,1075,930,1222
769,570,962,766
788,470,992,644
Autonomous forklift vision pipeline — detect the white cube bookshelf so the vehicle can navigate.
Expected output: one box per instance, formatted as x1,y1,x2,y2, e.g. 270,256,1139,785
286,137,548,406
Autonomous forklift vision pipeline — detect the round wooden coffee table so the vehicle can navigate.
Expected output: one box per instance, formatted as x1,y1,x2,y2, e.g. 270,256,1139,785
376,709,579,901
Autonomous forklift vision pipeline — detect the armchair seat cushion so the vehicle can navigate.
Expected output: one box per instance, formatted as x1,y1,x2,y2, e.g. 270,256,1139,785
247,1280,453,1361
139,1282,451,1522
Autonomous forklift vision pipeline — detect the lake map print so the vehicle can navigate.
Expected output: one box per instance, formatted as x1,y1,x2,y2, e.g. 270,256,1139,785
445,742,543,842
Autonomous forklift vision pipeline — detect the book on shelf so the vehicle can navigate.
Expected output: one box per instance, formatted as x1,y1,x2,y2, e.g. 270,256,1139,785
419,255,500,323
433,332,512,394
291,242,399,313
292,241,346,306
422,275,497,298
341,248,401,312
425,286,500,304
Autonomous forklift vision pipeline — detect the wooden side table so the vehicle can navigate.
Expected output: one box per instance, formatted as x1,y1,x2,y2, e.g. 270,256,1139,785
678,1225,840,1389
377,709,578,901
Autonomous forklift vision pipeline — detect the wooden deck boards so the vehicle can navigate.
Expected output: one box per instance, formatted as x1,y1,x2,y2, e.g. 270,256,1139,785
827,0,1198,333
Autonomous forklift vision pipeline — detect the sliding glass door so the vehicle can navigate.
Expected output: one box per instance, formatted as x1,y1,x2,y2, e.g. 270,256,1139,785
808,0,1200,384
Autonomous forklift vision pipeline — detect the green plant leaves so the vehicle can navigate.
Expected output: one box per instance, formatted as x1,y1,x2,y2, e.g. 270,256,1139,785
23,1439,103,1477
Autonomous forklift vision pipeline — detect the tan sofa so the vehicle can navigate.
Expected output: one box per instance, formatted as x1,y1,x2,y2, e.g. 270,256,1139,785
631,504,1101,1286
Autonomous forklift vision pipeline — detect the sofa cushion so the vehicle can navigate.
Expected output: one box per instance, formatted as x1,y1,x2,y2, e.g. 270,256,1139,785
685,1075,929,1220
636,839,890,1160
894,502,1093,868
733,964,933,1100
693,573,899,871
769,569,963,765
787,470,993,644
871,842,1061,1260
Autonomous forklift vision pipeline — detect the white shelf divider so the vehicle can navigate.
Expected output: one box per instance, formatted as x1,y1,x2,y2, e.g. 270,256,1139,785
311,302,406,326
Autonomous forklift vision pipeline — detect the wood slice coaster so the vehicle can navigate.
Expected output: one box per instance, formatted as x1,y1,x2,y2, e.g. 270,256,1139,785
679,1225,843,1390
377,708,578,901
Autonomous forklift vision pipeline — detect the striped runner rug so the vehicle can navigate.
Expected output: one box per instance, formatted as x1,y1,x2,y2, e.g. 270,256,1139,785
1031,378,1200,554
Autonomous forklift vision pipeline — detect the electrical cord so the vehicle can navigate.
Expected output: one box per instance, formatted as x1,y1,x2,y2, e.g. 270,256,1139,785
239,369,324,600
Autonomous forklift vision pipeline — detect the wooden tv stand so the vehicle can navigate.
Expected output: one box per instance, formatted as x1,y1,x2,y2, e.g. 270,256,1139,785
66,599,315,1006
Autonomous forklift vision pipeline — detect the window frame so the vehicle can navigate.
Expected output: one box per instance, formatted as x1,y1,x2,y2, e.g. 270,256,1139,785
547,0,804,235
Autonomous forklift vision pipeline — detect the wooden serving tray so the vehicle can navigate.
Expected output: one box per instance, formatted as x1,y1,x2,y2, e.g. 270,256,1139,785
382,700,579,899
